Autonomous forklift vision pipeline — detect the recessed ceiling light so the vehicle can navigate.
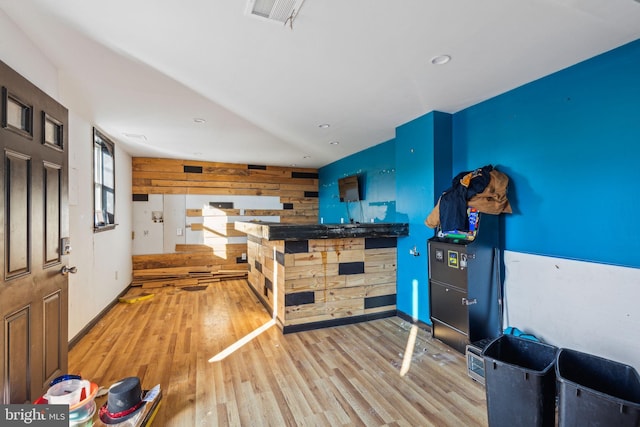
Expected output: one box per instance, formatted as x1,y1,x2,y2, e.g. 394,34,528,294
329,141,340,145
318,123,330,129
303,155,311,159
193,118,206,123
431,55,451,65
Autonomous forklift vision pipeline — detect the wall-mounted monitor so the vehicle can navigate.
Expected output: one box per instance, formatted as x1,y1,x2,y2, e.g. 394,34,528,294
338,175,362,202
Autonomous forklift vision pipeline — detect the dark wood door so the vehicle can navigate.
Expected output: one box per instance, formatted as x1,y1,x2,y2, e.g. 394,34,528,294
0,61,69,403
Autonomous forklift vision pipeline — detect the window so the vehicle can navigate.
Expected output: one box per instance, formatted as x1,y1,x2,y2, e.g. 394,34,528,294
93,128,116,231
2,86,33,138
42,112,64,149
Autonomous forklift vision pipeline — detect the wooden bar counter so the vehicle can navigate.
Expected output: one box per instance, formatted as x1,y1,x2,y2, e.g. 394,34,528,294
235,221,409,333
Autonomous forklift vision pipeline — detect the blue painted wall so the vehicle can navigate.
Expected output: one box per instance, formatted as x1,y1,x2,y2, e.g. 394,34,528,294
394,112,452,322
453,38,640,267
319,139,396,224
318,38,640,324
319,112,453,324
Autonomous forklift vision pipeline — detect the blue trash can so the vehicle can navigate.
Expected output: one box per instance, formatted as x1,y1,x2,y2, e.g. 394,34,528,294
556,348,640,427
482,334,558,427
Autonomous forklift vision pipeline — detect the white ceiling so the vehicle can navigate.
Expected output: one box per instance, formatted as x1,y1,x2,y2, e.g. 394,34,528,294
1,0,639,168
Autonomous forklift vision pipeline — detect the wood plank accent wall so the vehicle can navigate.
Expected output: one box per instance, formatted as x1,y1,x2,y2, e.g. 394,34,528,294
132,157,319,224
132,157,319,278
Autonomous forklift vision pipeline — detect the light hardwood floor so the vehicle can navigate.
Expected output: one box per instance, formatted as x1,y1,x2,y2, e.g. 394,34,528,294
69,279,488,426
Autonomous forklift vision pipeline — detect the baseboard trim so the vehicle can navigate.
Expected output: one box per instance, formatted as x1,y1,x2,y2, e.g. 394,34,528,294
396,310,433,333
68,285,131,350
282,310,397,334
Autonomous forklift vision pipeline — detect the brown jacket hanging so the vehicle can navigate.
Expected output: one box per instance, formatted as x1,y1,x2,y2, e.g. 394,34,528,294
425,169,512,229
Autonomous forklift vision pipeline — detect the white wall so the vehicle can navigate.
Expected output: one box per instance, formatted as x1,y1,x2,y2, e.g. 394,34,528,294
1,10,133,342
162,194,186,253
0,10,58,98
504,251,640,370
66,112,132,340
132,194,281,255
132,194,165,255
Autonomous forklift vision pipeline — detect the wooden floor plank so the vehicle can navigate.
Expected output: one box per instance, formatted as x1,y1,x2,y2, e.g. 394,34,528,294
69,279,488,426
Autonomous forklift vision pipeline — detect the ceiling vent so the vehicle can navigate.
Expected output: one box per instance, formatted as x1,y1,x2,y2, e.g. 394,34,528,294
247,0,305,24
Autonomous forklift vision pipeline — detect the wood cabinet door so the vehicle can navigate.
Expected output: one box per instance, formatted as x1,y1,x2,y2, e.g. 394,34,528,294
0,60,69,403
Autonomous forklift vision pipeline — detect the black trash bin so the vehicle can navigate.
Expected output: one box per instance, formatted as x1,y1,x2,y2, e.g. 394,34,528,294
556,348,640,427
482,334,558,427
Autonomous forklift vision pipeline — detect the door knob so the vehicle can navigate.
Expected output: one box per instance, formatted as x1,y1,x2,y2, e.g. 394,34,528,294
61,266,77,275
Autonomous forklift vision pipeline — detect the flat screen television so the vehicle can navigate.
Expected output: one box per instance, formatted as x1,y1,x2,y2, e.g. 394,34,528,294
338,175,362,202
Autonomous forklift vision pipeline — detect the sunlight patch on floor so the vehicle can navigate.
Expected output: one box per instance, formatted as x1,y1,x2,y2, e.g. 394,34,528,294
400,324,419,376
208,319,276,362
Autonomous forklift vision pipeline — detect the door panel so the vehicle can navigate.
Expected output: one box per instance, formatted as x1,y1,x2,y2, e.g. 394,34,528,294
4,307,30,403
6,151,30,276
43,291,62,382
44,163,61,266
1,60,69,403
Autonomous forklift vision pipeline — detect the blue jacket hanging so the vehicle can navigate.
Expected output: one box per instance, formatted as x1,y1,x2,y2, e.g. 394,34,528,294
439,165,493,232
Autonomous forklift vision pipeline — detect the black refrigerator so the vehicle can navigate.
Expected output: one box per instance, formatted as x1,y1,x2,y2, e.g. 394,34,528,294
427,213,502,353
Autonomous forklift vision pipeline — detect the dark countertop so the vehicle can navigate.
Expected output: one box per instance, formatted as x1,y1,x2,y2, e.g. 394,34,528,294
235,221,409,241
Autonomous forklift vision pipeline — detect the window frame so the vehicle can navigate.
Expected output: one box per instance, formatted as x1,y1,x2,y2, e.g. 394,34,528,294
42,112,64,151
93,127,116,232
1,86,34,139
